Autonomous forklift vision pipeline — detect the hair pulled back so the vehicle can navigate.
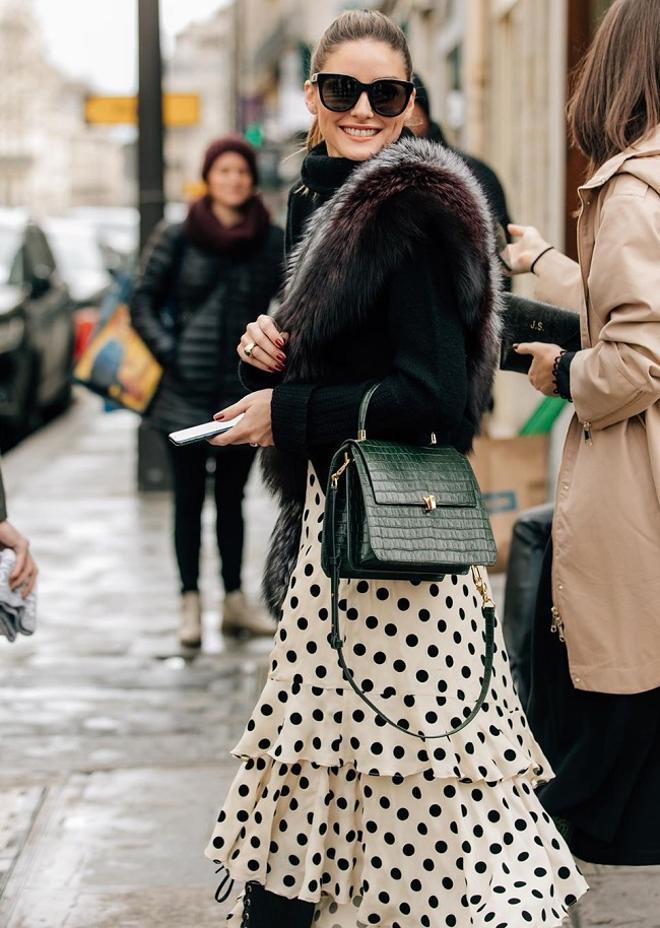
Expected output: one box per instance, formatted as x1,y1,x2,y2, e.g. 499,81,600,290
568,0,660,171
306,10,413,150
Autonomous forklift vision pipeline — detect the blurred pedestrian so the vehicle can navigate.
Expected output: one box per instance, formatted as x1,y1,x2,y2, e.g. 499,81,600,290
204,10,586,926
131,136,284,648
409,72,511,240
0,463,38,599
504,0,660,866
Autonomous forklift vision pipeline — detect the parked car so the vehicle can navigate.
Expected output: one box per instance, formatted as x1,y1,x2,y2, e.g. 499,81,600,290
0,209,75,449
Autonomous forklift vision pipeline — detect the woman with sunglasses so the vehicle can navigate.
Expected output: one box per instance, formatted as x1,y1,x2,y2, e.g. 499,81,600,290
205,11,586,927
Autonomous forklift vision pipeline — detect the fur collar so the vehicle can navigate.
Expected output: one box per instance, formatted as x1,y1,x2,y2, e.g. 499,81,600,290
275,136,502,421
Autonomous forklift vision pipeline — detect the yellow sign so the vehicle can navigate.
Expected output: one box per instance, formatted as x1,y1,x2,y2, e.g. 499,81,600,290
183,180,207,200
85,94,200,127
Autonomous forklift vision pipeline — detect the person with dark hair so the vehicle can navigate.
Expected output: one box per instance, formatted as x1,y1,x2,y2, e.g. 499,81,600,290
204,10,586,927
131,136,284,649
504,0,660,867
410,73,512,240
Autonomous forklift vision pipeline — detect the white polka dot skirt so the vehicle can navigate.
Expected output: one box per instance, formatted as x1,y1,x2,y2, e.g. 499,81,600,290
207,465,588,926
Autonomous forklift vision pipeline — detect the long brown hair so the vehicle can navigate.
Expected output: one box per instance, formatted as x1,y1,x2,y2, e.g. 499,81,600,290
568,0,660,171
306,11,413,151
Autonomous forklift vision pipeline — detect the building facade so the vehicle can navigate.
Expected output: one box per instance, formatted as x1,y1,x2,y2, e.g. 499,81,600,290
0,1,132,214
164,6,235,202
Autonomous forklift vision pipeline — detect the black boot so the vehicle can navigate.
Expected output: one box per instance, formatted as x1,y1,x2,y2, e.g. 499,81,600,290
241,881,315,928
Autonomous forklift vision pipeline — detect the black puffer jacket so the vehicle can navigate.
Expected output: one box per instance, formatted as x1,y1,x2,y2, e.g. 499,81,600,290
131,220,284,432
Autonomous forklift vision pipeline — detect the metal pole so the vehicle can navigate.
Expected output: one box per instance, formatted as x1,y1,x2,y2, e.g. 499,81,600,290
232,0,243,132
136,0,170,492
137,0,165,252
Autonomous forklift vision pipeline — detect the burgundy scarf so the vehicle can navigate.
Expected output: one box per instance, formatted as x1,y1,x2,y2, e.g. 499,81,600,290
185,194,270,257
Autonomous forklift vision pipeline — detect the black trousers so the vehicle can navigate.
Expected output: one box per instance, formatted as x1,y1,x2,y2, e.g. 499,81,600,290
528,539,660,865
166,440,256,594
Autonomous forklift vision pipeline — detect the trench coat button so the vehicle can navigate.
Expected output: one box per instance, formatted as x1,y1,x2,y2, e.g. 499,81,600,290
573,676,581,684
558,584,564,591
562,483,569,491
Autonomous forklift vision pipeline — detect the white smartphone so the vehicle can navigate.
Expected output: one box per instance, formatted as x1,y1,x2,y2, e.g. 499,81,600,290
168,414,245,446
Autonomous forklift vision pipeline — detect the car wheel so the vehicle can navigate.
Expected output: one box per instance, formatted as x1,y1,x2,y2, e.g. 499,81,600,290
42,333,75,421
23,356,43,436
44,378,72,419
1,354,40,451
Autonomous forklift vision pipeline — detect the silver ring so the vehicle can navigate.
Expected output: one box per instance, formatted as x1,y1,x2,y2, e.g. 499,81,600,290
244,341,256,358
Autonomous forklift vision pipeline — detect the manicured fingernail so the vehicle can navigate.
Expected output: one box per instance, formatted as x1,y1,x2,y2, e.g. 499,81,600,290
276,338,285,348
278,353,287,363
214,413,225,420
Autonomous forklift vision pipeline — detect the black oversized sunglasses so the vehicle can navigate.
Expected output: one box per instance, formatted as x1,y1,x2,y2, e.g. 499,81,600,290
311,72,415,118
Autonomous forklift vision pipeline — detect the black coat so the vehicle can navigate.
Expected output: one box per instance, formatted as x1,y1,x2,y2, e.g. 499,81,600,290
242,137,503,616
427,121,512,238
131,220,284,433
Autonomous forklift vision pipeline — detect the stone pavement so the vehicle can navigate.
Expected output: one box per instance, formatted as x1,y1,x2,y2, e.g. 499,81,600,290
0,391,659,927
0,392,276,927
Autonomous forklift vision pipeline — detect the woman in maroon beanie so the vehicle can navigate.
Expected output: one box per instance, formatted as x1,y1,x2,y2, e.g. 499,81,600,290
131,135,284,648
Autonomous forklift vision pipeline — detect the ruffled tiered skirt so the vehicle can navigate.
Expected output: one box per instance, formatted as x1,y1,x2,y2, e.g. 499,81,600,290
207,466,588,926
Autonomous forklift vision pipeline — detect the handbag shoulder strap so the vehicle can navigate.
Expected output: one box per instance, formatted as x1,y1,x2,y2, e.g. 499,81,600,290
327,480,496,741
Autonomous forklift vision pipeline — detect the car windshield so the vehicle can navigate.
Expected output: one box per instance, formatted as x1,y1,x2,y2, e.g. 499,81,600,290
46,224,106,277
0,225,22,285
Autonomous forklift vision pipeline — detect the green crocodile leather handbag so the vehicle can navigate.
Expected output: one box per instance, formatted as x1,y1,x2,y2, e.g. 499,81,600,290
321,382,498,740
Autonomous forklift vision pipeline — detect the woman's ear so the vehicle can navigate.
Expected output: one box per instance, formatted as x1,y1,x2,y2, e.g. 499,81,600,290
405,88,417,121
304,80,317,115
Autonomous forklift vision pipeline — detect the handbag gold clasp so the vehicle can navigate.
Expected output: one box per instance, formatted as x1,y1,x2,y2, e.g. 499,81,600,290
471,565,495,609
330,453,351,489
422,495,436,512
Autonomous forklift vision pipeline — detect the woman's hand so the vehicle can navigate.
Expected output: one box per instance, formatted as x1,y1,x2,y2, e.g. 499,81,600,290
209,390,274,447
238,315,289,373
0,520,38,598
515,342,562,396
502,224,552,275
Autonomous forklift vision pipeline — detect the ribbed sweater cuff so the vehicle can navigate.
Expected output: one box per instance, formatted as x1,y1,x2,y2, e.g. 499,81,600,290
555,351,575,402
271,383,315,453
238,361,283,393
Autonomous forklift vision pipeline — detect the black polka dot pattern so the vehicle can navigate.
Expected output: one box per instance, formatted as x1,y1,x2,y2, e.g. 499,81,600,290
207,466,588,925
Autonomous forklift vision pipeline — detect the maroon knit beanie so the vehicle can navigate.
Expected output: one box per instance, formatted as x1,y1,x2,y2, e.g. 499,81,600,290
201,135,259,185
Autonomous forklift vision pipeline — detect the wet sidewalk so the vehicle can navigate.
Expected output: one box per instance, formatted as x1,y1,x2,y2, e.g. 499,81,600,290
0,392,658,927
0,392,276,927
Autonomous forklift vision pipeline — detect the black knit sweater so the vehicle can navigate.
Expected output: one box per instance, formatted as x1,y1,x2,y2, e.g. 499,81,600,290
242,139,473,486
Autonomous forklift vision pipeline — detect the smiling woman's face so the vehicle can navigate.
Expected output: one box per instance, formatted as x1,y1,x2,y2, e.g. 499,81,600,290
304,39,414,161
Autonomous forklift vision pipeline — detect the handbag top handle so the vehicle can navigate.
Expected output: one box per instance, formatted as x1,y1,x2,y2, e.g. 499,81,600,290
357,382,437,446
357,382,381,441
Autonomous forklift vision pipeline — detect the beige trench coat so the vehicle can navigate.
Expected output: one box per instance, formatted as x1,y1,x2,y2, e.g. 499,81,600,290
533,124,660,694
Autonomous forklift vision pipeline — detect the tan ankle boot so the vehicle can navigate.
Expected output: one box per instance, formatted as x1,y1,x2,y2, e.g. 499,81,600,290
179,591,202,648
221,591,275,638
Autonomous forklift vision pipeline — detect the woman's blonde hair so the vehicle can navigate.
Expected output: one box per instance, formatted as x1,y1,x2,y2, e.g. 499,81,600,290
306,10,413,151
568,0,660,171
